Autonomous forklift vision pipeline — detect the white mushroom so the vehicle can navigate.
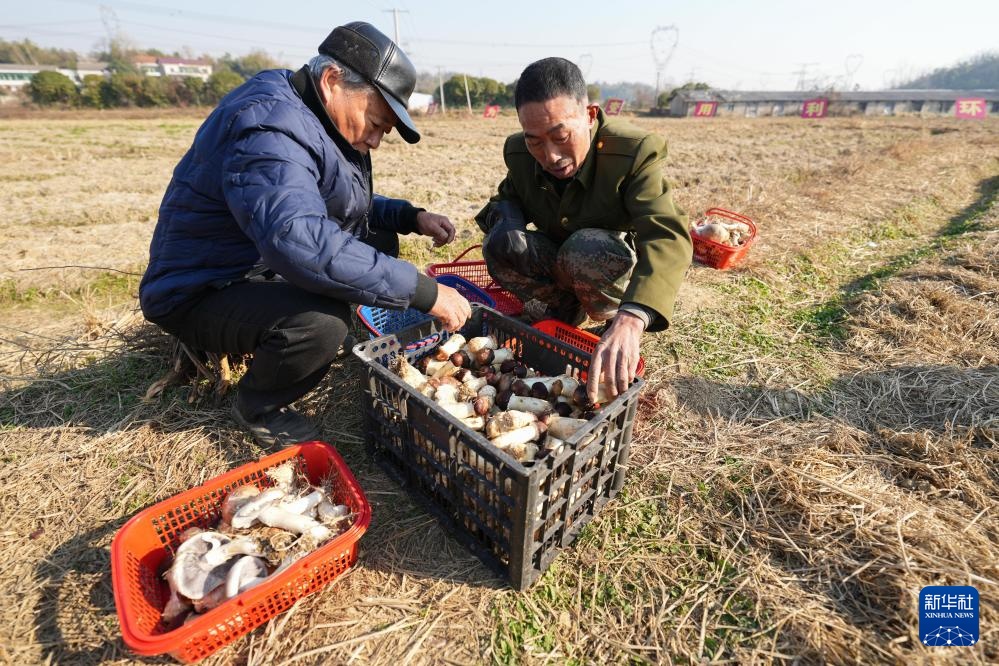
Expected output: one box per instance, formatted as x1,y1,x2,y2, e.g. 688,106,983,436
390,355,428,391
465,335,498,354
224,555,269,599
202,535,264,567
279,488,324,516
258,504,332,542
490,422,546,451
317,500,351,526
221,485,261,524
545,416,589,440
166,531,237,601
506,396,553,416
436,334,466,360
231,487,285,529
695,222,730,244
486,410,537,439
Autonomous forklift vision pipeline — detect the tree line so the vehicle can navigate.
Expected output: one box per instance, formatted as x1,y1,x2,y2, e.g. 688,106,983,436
896,51,999,90
6,38,279,108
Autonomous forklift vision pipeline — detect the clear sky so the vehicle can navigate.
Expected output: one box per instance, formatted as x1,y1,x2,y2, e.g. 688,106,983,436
3,0,997,91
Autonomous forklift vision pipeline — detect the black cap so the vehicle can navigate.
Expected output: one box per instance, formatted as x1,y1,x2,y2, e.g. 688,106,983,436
318,21,420,144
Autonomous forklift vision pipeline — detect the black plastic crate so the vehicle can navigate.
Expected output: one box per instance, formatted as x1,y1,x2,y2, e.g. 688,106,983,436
353,305,642,590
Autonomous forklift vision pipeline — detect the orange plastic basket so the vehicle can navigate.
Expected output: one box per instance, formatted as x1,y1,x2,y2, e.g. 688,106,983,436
691,207,757,270
533,319,645,377
111,442,371,663
425,244,524,315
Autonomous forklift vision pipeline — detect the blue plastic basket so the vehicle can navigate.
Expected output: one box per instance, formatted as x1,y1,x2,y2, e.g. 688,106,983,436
356,275,496,350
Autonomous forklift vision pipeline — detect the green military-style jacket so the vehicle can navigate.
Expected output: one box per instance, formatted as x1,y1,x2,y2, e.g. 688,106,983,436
475,109,691,331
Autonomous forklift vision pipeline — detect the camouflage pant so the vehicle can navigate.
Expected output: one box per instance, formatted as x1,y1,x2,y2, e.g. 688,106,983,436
483,227,636,322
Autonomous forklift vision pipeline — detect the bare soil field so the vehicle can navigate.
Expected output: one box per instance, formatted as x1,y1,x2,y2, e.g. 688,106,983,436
1,109,997,665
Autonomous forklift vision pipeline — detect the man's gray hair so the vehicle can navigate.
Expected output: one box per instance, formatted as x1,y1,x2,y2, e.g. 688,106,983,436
308,54,371,92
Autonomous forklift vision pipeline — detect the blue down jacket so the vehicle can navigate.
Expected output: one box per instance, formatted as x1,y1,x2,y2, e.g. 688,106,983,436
140,68,424,320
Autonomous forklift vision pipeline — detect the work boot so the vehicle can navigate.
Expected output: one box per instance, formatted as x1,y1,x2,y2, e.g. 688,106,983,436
337,333,357,359
521,298,552,323
230,401,321,448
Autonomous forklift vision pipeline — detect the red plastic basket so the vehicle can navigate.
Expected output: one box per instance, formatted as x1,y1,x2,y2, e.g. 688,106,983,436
691,207,757,270
533,319,645,377
111,442,371,663
425,244,524,315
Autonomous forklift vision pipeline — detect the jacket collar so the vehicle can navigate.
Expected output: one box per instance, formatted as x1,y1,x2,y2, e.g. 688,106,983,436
291,65,366,163
533,106,605,191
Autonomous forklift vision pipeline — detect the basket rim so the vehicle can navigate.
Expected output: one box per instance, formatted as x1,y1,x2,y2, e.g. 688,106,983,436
111,441,371,655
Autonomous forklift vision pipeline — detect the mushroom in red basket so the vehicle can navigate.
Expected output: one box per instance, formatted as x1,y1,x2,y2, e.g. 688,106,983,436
694,217,753,247
317,499,351,527
258,504,332,542
221,485,261,524
231,487,285,529
202,535,264,567
166,531,239,601
224,555,269,599
278,488,325,516
694,221,730,245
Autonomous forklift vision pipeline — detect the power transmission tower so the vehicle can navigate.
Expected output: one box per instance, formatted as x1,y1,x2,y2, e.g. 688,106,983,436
577,53,593,79
843,54,863,90
650,25,679,103
383,8,410,45
792,62,818,91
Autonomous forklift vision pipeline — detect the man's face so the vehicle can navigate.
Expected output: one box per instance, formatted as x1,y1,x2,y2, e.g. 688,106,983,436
321,69,396,154
518,96,596,180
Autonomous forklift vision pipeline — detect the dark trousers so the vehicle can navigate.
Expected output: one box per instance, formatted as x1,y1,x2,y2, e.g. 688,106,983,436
151,227,399,419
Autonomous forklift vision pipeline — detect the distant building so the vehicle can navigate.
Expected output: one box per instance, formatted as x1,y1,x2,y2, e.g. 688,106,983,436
0,63,46,91
157,57,213,81
669,89,999,117
0,61,109,92
133,54,161,77
408,92,434,113
130,56,213,81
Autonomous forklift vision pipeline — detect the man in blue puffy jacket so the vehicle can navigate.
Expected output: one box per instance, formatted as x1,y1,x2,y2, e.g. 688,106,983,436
139,22,471,447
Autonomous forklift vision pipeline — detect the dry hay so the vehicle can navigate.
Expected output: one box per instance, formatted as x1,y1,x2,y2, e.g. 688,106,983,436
1,113,998,665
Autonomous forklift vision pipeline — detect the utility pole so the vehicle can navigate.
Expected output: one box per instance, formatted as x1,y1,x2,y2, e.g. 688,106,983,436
463,73,473,114
383,8,409,45
438,67,446,115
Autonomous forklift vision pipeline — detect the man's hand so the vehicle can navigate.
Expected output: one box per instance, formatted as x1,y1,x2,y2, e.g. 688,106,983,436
416,211,456,247
429,283,472,332
587,311,644,403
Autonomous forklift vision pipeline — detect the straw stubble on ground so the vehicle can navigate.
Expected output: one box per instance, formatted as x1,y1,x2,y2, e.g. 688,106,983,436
0,110,997,664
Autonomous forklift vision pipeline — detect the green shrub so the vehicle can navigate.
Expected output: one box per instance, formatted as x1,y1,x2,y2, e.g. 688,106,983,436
28,70,78,106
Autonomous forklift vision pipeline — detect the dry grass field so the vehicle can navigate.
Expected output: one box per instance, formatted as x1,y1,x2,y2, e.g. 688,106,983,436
1,108,997,665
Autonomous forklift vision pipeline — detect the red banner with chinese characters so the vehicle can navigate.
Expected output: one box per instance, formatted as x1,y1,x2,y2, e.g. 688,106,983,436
604,98,625,115
955,98,986,119
482,105,500,119
693,101,717,117
801,98,828,118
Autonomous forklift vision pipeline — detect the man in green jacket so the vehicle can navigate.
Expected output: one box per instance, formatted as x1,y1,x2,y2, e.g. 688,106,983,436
475,57,691,403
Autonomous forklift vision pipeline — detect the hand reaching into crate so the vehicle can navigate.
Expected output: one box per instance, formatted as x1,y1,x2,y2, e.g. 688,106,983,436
587,310,643,402
429,283,472,331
